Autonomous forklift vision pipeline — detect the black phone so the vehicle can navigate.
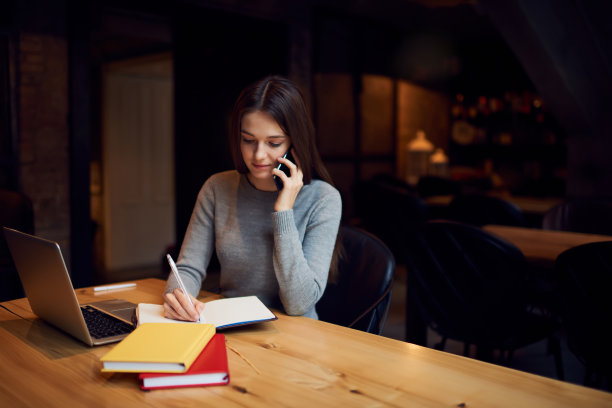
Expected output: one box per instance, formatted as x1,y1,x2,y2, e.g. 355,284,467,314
273,148,294,191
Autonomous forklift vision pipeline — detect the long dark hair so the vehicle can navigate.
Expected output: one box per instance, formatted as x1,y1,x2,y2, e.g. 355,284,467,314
229,75,341,279
229,75,334,187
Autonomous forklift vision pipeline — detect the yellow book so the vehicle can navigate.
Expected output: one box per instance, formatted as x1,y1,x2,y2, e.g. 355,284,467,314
100,323,215,373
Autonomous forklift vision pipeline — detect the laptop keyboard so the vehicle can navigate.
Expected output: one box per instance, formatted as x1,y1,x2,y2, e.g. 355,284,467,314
81,305,135,339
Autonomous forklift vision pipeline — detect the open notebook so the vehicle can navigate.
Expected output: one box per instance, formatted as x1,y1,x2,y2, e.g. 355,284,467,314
137,296,277,329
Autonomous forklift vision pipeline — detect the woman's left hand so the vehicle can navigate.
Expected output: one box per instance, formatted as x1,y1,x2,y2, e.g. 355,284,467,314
273,148,303,212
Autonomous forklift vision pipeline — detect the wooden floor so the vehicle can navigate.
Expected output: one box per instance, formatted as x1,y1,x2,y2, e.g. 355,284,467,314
105,264,594,391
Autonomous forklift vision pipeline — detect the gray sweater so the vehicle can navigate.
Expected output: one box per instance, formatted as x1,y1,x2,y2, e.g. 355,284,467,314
165,170,342,319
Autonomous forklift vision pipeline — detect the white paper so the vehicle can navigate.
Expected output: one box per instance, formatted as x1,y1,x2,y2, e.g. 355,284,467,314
137,296,276,329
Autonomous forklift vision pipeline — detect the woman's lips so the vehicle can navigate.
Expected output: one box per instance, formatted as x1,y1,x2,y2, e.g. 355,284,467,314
252,163,271,171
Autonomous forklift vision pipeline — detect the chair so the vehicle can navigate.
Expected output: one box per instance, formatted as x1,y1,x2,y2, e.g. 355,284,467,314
405,220,563,376
555,241,612,389
317,226,395,335
0,189,35,301
448,193,527,227
542,197,612,235
353,176,428,265
416,175,462,198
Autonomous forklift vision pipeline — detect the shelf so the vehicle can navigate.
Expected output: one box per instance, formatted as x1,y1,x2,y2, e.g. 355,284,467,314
449,142,566,165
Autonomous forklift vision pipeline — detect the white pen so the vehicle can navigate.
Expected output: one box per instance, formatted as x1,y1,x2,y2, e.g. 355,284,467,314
93,282,136,292
166,254,199,322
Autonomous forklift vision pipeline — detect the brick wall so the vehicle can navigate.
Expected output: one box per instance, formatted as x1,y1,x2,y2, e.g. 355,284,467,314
18,32,71,265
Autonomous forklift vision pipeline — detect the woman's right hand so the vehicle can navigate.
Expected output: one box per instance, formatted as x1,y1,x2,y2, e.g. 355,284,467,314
273,148,304,212
163,288,205,322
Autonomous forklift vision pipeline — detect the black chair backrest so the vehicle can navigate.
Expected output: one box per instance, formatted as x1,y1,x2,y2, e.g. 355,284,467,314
1,189,35,301
448,194,527,227
317,226,395,335
555,241,612,376
543,198,612,235
416,176,461,198
406,220,530,346
354,178,428,264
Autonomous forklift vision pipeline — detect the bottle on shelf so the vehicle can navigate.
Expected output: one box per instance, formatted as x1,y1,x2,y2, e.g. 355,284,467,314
405,129,434,186
473,95,489,144
429,148,449,178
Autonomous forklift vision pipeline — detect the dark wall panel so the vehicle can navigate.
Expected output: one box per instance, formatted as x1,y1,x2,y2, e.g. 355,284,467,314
173,6,288,246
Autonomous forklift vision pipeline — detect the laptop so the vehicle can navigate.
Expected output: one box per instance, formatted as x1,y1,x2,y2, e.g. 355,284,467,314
3,227,136,346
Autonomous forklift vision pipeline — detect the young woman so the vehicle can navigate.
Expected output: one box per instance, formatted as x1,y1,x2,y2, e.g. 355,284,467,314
163,75,342,321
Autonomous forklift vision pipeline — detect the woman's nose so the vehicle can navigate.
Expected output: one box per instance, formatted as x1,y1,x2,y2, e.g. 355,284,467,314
254,143,267,160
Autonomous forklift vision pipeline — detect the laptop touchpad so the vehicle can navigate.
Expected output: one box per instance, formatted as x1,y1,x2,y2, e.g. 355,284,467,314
88,299,137,323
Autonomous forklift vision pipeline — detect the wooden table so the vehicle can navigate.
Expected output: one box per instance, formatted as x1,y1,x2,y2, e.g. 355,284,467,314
484,224,612,268
1,278,611,407
425,194,562,215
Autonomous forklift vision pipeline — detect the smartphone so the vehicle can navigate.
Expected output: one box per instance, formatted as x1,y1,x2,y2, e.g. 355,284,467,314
273,148,294,191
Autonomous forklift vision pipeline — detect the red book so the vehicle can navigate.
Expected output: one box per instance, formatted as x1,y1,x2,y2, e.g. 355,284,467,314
139,333,229,390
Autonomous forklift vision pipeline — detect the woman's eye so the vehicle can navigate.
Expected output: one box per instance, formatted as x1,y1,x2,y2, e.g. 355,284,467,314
269,142,282,148
241,138,255,144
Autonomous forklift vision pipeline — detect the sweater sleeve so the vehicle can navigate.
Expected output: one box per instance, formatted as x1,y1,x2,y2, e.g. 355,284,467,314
164,179,216,298
272,188,342,316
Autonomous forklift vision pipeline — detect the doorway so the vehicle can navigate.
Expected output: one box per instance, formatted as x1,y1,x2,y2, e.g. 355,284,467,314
92,53,174,278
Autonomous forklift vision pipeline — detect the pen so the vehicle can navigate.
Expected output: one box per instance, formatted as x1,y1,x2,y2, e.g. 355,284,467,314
166,254,199,322
93,282,136,292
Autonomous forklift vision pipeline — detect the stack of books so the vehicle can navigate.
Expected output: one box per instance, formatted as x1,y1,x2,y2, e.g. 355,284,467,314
100,323,230,390
100,295,277,390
